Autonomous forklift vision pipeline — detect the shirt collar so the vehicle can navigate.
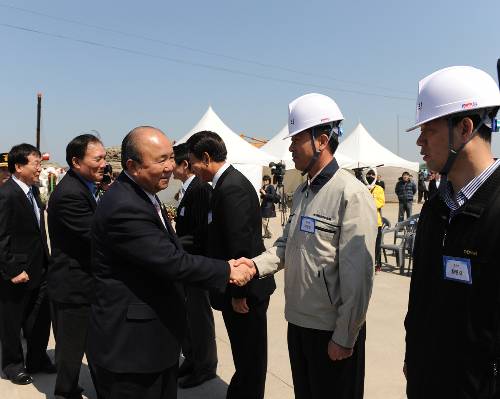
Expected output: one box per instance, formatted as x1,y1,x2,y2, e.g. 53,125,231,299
73,170,97,195
12,174,31,195
212,162,230,188
182,175,196,193
440,158,500,216
302,158,339,193
124,171,158,205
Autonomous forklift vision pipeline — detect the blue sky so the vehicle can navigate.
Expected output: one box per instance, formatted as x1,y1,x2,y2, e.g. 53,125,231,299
1,0,499,165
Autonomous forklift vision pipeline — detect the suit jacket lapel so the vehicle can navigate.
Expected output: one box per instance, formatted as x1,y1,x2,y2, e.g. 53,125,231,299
178,176,199,211
8,179,40,229
210,166,233,210
119,173,182,249
68,170,97,211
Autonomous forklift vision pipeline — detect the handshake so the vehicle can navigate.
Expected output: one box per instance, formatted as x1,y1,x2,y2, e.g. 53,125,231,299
227,257,256,286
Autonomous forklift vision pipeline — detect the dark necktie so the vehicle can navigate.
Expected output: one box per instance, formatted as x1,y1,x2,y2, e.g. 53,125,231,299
27,187,40,225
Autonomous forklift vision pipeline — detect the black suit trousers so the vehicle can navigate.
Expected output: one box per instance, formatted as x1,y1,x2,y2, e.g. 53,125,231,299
182,286,217,374
222,297,270,399
93,364,177,399
53,302,92,398
287,322,366,399
0,281,51,377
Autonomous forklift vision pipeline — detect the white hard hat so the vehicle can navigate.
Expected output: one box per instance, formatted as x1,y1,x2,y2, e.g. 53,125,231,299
287,93,344,138
407,66,500,132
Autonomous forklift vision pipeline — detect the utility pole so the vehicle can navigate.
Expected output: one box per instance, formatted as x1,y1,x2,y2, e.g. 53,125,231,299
396,114,400,155
36,93,42,150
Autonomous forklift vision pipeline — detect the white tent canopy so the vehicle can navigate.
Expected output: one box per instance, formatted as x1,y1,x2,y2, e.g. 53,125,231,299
177,106,276,166
338,123,419,171
261,125,355,170
176,106,277,193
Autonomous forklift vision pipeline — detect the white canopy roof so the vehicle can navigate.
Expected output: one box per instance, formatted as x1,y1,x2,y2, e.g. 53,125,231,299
176,106,276,167
337,123,419,172
261,125,355,170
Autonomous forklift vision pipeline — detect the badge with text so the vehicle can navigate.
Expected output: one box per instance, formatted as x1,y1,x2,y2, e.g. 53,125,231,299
300,216,316,233
443,256,472,284
208,211,213,224
179,207,185,217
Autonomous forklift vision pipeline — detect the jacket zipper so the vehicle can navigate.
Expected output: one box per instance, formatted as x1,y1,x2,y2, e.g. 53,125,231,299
322,269,333,305
491,360,498,396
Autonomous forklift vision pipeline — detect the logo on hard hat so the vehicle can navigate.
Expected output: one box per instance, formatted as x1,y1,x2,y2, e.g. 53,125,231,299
417,102,423,111
461,101,478,110
290,119,294,125
320,118,330,122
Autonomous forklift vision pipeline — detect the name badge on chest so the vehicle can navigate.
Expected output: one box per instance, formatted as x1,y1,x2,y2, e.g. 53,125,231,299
179,207,185,217
208,211,213,224
300,216,315,234
443,256,472,284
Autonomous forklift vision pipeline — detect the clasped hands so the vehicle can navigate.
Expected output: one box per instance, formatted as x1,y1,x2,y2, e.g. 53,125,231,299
227,257,256,286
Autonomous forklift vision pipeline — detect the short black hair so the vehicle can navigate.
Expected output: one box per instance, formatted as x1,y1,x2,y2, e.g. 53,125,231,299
173,143,190,167
312,123,339,154
121,127,146,170
263,174,271,182
450,110,497,143
402,171,410,177
186,131,227,162
8,143,41,174
66,134,102,168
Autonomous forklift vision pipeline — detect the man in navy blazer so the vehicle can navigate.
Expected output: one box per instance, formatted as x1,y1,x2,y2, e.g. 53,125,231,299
47,134,107,399
87,126,255,399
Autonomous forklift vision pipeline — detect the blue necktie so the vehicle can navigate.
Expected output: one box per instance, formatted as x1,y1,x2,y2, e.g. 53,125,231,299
27,188,40,225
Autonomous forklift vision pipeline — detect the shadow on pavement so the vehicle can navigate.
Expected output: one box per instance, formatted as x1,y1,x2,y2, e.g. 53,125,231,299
178,375,228,399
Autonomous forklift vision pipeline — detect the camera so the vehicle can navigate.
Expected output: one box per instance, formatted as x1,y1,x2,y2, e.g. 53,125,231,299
269,162,286,187
101,164,113,185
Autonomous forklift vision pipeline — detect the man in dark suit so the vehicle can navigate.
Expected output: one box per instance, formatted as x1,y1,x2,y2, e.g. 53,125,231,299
47,134,107,399
187,131,276,399
427,171,441,197
0,143,54,386
87,126,255,399
172,143,217,389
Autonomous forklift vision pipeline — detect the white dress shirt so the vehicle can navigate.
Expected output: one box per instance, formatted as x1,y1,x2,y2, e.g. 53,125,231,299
12,174,40,225
124,171,166,228
179,175,196,201
212,162,231,189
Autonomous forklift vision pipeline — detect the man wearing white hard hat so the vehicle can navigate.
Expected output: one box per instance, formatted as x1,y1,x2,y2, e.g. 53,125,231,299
404,65,500,398
235,93,377,399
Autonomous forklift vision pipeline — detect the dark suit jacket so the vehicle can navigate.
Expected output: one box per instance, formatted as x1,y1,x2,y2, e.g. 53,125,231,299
175,176,212,256
428,179,440,197
87,172,230,374
207,165,275,309
0,178,49,290
47,169,97,304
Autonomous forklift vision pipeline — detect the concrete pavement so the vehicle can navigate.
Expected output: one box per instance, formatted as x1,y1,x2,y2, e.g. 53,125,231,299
0,202,421,398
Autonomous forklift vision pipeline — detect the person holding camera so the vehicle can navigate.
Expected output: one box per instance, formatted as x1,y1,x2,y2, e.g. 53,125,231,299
47,134,106,399
260,175,276,239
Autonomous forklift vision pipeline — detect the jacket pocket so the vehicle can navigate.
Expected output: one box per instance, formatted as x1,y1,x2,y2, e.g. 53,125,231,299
126,303,157,320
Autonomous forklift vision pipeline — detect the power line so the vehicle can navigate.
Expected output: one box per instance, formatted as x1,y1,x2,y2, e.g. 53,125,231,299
0,2,414,96
0,22,414,102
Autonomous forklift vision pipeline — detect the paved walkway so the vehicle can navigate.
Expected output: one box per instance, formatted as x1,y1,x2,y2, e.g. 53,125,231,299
0,202,421,398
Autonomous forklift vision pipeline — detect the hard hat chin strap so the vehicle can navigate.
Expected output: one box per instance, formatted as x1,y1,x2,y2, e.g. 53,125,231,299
301,123,338,176
440,109,489,176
